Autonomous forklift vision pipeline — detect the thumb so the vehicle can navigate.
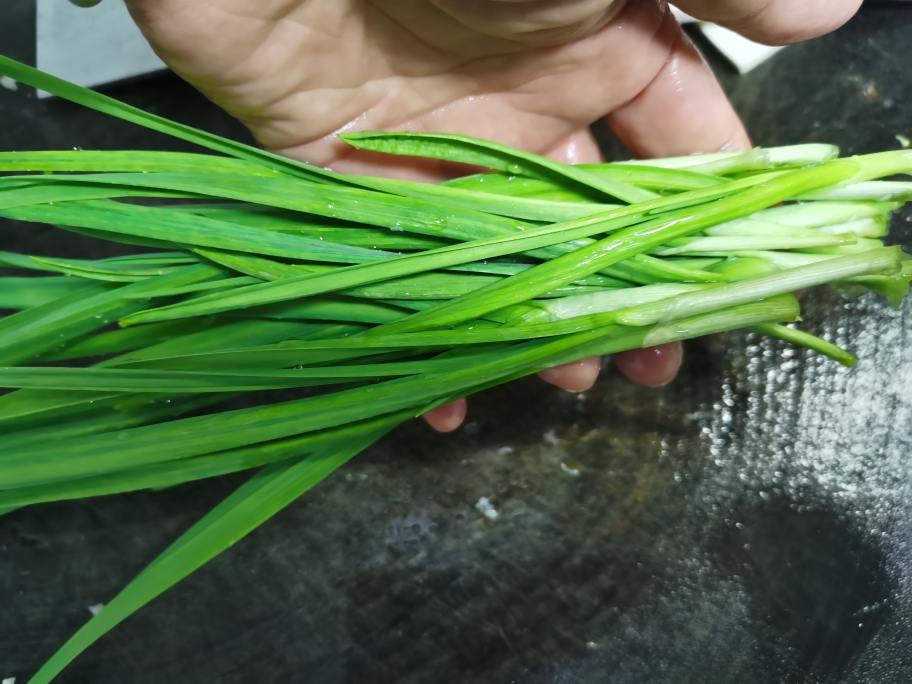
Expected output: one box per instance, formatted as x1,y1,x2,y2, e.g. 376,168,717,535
671,0,862,45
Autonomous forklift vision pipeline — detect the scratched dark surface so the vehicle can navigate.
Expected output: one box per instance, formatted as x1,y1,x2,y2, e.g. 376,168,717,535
1,2,912,683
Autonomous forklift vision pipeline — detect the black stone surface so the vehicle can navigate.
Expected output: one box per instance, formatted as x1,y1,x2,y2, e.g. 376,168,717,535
1,3,912,683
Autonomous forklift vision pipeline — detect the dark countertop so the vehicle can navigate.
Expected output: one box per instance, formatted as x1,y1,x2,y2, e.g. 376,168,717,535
2,3,912,683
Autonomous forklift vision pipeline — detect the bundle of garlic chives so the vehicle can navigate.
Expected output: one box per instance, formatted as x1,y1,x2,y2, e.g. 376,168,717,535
0,54,909,683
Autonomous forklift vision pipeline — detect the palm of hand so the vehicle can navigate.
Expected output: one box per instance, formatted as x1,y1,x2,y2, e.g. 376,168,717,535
127,0,748,172
125,0,750,429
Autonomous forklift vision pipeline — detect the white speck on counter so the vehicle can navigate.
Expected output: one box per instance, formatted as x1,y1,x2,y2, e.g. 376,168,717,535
0,76,17,91
4,677,17,684
543,430,561,447
496,446,514,456
88,603,104,616
561,462,581,477
475,497,499,521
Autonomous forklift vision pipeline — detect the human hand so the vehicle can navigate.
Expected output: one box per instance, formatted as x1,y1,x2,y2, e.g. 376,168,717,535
124,0,861,431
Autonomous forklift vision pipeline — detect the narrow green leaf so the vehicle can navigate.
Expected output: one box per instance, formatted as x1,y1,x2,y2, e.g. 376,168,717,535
0,320,316,429
0,265,220,365
0,150,288,176
239,295,413,325
0,395,225,450
1,200,397,265
349,174,618,221
114,342,416,372
23,418,395,684
6,171,534,244
642,295,801,346
0,277,94,309
752,323,857,367
442,173,602,202
0,53,343,185
38,319,217,362
532,284,710,320
605,254,725,284
0,389,125,428
114,213,645,325
0,353,492,392
0,281,115,340
195,247,602,301
652,234,851,256
578,163,726,191
29,256,186,282
195,245,625,288
798,181,912,201
817,217,888,238
177,206,453,250
445,164,723,198
0,334,600,487
120,277,262,299
0,250,67,272
612,151,744,170
0,408,413,507
371,163,860,334
1,292,806,491
106,319,323,367
740,200,900,227
657,247,902,324
655,144,839,175
118,183,756,325
341,131,657,204
0,178,196,210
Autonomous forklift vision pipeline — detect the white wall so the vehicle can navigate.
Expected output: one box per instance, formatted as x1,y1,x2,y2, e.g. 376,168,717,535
36,0,165,97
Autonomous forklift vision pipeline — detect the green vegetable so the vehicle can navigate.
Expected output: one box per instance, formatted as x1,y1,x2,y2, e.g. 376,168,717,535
0,53,909,684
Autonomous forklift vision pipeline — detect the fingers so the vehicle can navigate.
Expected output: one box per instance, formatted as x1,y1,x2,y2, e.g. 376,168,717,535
424,110,603,429
535,16,743,397
607,7,751,158
422,354,602,433
422,346,679,434
538,356,604,393
534,131,605,395
422,398,468,432
601,6,748,393
671,0,863,45
422,356,602,434
613,343,683,387
541,127,606,165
